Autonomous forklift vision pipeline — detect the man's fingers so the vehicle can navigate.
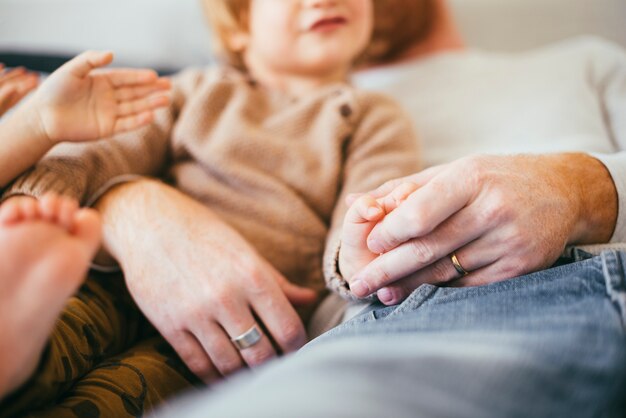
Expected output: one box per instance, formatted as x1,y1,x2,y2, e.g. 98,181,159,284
378,182,419,214
367,170,473,254
278,278,318,307
364,165,444,199
116,94,170,117
114,78,171,101
212,304,277,370
372,238,504,305
168,331,221,383
250,285,307,354
63,51,114,78
449,260,515,288
113,111,154,134
350,207,490,299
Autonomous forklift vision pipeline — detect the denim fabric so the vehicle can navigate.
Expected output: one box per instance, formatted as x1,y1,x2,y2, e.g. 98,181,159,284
155,251,626,418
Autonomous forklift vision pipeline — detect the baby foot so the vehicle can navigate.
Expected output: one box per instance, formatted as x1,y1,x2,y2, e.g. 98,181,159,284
339,194,385,286
0,194,101,397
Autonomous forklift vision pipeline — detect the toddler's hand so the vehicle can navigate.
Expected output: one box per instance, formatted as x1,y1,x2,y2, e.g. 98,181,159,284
339,195,385,285
32,51,171,144
0,65,39,117
339,182,419,291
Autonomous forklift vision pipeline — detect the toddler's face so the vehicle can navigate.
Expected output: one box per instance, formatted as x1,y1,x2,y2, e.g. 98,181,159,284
244,0,373,77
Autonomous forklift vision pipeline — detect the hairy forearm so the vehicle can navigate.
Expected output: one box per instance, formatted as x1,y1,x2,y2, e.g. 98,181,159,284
92,179,222,268
559,153,618,245
0,100,51,188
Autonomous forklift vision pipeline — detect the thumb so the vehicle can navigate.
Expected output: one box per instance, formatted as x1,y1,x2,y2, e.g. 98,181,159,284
276,276,318,306
63,50,114,78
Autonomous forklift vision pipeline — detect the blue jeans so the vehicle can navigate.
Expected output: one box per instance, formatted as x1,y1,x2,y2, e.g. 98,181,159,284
155,251,626,418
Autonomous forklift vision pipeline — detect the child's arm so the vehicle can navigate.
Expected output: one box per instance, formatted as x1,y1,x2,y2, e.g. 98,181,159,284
323,93,421,301
0,51,170,188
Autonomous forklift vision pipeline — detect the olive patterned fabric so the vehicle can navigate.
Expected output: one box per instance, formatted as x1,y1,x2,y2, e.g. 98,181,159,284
0,273,199,417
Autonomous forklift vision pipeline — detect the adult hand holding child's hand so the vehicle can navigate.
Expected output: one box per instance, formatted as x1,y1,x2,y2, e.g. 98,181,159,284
96,180,317,382
345,154,618,305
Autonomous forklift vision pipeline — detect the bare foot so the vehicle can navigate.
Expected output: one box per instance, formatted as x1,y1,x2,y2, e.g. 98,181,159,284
0,194,101,397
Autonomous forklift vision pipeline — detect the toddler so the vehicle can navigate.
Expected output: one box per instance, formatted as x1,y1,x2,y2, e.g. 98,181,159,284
2,1,421,416
0,51,169,398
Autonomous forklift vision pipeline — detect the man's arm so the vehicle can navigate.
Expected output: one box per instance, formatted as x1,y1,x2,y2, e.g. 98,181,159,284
93,179,315,381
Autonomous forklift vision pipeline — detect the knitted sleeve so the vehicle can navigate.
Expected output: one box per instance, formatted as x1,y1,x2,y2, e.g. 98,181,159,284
1,68,205,205
323,92,421,301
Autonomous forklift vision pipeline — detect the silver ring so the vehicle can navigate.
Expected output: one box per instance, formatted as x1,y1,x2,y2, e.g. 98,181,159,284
231,325,262,350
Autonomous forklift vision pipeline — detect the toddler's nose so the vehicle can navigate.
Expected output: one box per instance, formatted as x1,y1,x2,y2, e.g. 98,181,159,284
304,0,339,9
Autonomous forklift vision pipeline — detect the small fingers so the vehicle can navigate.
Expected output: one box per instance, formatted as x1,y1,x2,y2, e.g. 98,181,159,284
56,196,79,232
114,78,171,101
0,67,27,85
105,68,159,87
378,182,419,214
113,111,155,134
116,94,170,117
343,195,384,245
0,85,17,116
6,74,39,108
63,51,114,78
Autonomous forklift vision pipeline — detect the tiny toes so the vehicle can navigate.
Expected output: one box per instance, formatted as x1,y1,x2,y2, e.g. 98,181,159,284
0,202,21,225
72,209,102,257
39,193,61,222
19,198,40,221
58,198,79,232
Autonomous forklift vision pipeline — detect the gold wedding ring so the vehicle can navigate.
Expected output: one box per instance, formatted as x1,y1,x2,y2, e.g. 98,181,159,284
450,252,469,277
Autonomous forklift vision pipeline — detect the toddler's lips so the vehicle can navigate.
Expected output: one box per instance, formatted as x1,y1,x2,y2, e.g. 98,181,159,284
310,16,348,32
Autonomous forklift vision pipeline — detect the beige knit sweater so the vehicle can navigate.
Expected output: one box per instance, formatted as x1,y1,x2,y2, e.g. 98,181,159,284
5,67,420,313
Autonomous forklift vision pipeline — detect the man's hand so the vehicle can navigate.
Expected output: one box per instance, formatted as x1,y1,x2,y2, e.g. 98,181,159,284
96,180,317,382
32,51,171,144
346,154,617,305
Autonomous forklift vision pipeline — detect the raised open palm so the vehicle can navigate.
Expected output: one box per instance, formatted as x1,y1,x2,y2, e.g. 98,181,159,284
33,51,171,143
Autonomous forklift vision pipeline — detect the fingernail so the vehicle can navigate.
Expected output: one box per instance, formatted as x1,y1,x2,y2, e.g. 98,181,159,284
350,279,370,297
377,288,394,304
368,238,383,254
